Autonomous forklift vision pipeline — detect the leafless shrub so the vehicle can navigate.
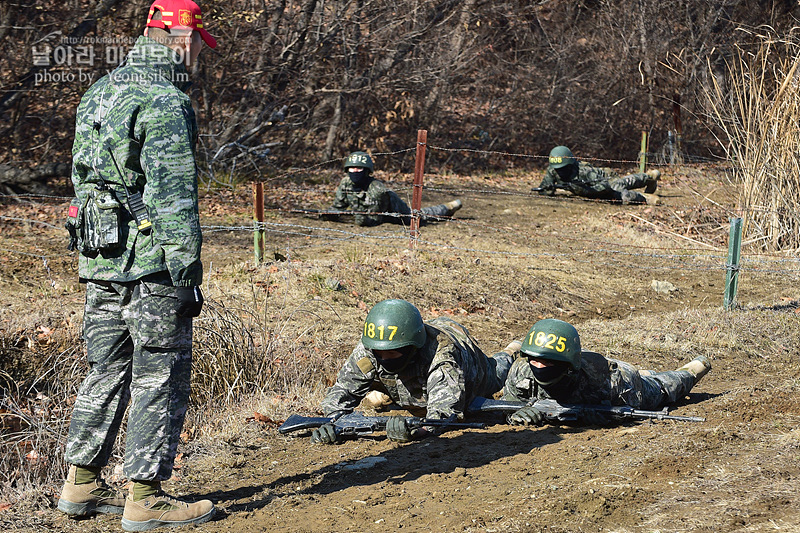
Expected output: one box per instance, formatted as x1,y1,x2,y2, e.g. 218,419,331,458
5,0,800,187
191,285,346,406
0,346,84,504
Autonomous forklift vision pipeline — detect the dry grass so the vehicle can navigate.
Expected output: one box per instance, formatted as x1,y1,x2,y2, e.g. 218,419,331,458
1,169,798,517
0,259,356,506
706,27,800,252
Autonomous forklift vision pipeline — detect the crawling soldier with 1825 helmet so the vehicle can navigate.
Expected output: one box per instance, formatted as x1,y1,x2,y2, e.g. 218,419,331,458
501,318,711,426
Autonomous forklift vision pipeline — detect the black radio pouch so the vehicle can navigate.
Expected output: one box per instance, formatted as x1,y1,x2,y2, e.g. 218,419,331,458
126,191,152,232
107,147,152,234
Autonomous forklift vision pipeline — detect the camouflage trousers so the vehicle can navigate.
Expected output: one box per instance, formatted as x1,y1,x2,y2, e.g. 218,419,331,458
486,352,514,396
613,360,696,409
607,173,649,204
64,272,193,481
385,191,453,223
574,173,649,204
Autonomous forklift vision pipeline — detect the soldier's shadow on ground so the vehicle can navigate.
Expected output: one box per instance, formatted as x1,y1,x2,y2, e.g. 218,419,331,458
675,391,722,407
198,396,718,520
752,300,799,312
206,426,565,516
309,426,566,495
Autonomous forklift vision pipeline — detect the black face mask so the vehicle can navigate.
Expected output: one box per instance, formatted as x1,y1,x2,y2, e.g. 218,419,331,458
530,361,570,386
376,346,415,374
555,165,575,181
348,170,371,189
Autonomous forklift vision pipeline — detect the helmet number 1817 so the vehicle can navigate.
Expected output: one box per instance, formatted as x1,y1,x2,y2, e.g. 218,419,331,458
364,322,398,341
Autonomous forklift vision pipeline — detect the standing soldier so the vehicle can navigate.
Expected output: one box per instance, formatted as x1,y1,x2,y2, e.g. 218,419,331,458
58,1,216,530
327,151,463,226
535,146,660,205
501,319,711,426
311,299,513,444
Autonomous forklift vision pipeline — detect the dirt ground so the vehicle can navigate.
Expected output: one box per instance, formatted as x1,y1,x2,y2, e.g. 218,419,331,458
3,166,800,532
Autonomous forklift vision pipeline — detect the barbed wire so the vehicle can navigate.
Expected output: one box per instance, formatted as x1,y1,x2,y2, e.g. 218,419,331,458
276,208,728,254
203,146,419,184
240,219,795,272
0,193,73,202
0,215,61,229
2,205,798,268
1,225,796,282
3,187,792,227
425,145,728,166
1,143,797,282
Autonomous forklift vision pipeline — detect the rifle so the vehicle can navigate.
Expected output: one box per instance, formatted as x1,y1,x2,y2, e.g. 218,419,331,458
532,184,567,193
293,208,350,220
278,411,486,437
467,397,705,423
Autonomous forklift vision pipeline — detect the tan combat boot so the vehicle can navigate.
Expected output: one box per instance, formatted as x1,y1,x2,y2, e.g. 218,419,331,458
643,193,660,206
677,355,711,383
645,169,660,194
121,490,215,532
57,465,126,517
501,340,522,357
443,199,463,216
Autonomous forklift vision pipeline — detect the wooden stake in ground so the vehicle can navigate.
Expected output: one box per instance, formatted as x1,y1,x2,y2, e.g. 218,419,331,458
409,129,427,249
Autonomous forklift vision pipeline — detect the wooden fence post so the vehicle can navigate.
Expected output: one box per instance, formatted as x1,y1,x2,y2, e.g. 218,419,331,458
253,182,264,264
639,131,648,173
410,129,427,249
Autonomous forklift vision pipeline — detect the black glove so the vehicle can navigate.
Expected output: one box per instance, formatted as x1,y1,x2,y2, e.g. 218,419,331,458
176,286,204,317
509,406,545,426
579,409,611,426
310,423,338,444
386,416,413,443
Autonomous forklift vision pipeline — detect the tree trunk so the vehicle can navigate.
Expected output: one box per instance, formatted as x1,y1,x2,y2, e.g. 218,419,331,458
0,163,70,195
0,0,126,114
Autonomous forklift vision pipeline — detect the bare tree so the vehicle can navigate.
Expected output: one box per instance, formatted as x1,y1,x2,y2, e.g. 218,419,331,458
2,0,800,192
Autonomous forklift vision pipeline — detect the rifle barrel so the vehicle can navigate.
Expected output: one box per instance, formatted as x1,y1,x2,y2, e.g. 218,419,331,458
467,397,705,423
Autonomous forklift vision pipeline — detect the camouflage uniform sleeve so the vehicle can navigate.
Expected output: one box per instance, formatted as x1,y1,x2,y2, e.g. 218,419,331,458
537,167,558,195
424,341,466,420
357,181,387,226
70,80,105,200
136,91,202,287
319,344,376,417
331,178,349,210
501,358,533,402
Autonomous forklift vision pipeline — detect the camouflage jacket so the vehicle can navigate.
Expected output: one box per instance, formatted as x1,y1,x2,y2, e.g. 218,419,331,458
536,162,618,198
502,350,650,408
331,175,393,226
320,317,501,420
70,35,202,286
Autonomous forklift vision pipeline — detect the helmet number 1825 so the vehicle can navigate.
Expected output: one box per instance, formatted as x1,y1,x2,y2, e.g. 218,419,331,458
530,331,567,353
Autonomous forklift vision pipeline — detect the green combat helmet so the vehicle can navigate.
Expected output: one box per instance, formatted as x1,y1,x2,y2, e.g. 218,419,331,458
548,146,577,169
361,299,426,351
520,318,582,371
343,151,374,173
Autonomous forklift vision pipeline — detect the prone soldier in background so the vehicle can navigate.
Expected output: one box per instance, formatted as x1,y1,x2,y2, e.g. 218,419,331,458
312,299,513,444
501,318,711,426
58,1,216,530
326,151,463,226
534,146,660,205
